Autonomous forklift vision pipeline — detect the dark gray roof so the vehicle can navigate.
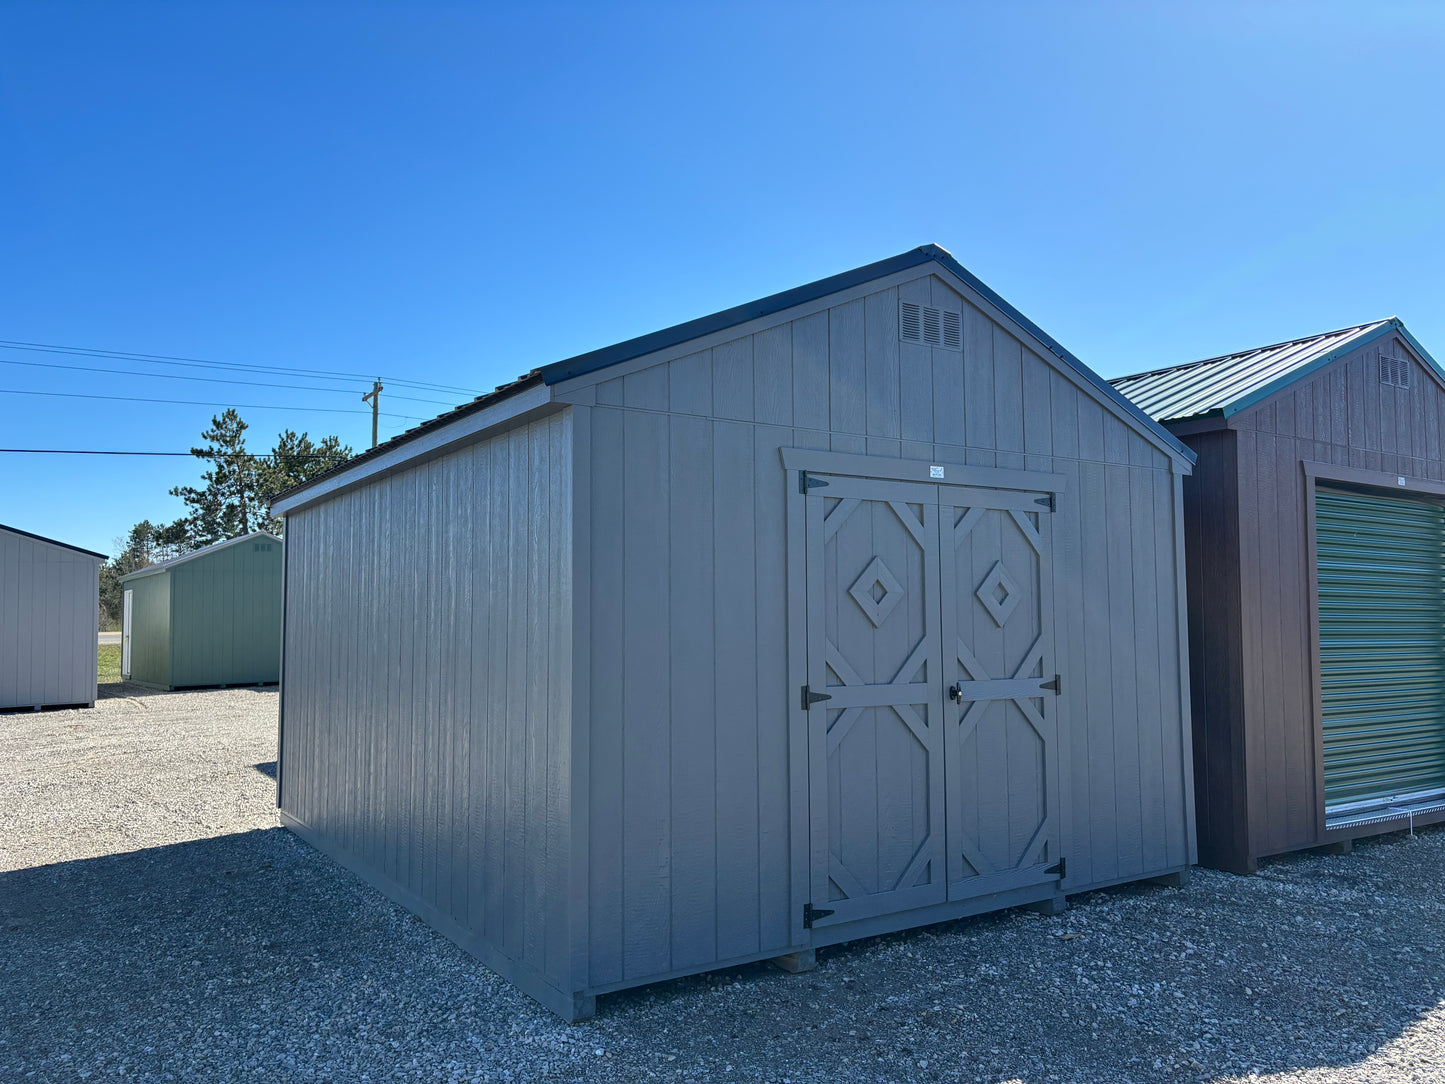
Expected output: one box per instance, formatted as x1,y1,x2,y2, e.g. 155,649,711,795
1110,318,1407,423
0,522,106,560
272,245,1194,509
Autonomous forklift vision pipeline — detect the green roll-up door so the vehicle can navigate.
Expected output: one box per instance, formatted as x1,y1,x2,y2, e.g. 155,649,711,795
1316,488,1445,812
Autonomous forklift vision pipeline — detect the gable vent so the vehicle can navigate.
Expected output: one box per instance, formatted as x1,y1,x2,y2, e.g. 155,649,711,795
1380,352,1410,389
900,301,962,350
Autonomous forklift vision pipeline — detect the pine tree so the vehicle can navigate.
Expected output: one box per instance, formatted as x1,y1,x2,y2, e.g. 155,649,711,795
258,429,353,534
169,409,264,546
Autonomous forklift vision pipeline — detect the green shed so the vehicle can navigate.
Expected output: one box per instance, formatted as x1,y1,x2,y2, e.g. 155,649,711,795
119,531,283,690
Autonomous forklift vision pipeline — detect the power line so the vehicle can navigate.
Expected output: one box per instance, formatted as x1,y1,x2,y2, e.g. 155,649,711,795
0,449,357,457
0,355,459,405
0,386,427,420
0,338,485,397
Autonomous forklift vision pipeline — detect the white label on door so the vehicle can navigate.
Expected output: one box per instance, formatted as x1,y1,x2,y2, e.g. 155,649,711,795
929,465,945,479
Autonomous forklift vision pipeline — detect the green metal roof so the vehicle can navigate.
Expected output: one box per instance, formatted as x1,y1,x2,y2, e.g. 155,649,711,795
1109,317,1435,423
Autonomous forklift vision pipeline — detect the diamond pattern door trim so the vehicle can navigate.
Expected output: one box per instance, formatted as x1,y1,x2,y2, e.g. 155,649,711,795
976,561,1021,627
849,556,904,628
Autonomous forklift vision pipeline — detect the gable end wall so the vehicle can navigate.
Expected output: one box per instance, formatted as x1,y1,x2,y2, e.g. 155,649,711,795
1230,332,1445,857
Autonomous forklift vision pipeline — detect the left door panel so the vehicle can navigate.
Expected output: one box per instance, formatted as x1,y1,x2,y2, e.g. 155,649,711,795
804,475,947,927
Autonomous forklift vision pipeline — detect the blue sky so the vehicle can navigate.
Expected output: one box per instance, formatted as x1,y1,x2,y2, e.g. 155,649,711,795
4,2,1444,555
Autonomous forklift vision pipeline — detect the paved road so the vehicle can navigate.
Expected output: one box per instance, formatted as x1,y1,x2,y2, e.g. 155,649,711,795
98,632,120,645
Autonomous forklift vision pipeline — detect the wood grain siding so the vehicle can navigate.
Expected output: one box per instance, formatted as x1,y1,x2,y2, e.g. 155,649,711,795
279,410,574,1001
168,542,282,687
1226,331,1445,859
0,529,99,710
574,273,1192,985
1178,430,1249,871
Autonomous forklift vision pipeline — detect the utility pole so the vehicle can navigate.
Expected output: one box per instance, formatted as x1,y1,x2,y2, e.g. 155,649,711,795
362,379,383,449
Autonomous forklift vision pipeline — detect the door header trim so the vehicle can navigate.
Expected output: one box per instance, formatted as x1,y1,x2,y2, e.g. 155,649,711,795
780,448,1068,494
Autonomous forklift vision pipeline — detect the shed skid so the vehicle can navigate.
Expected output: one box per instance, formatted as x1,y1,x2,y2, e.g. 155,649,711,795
275,247,1197,1017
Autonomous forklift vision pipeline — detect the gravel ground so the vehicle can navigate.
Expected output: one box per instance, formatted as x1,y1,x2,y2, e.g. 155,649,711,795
3,690,1445,1082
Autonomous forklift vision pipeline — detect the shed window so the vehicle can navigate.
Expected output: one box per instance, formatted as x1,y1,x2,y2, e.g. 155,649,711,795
1380,353,1410,389
900,301,962,350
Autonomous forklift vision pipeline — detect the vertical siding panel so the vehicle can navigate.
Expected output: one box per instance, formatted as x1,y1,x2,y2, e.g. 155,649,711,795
864,287,900,440
1051,456,1084,885
1050,373,1080,462
624,364,669,412
546,414,573,988
1129,468,1166,871
714,420,760,960
668,414,717,970
1235,428,1265,860
754,325,793,427
964,304,995,468
1155,469,1188,865
754,424,792,952
1278,433,1312,847
451,455,473,925
621,408,672,979
468,442,493,935
1105,465,1142,876
525,424,551,970
588,408,625,986
993,327,1024,469
1021,349,1053,469
668,350,713,417
504,434,531,958
713,337,754,422
792,311,829,432
1077,462,1116,885
486,437,512,946
828,298,867,439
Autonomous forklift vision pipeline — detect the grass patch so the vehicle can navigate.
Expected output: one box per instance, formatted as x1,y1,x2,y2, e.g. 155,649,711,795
98,643,123,684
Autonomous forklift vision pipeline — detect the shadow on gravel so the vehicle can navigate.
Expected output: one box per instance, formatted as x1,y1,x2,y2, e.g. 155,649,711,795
2,826,1444,1082
252,760,278,779
95,682,280,701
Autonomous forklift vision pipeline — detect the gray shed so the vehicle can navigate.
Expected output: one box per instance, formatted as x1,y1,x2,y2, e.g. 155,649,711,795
1,523,104,711
271,245,1198,1019
118,531,282,690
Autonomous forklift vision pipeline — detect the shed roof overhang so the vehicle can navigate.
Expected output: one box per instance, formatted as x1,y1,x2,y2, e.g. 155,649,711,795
0,523,106,561
270,244,1195,516
119,531,282,583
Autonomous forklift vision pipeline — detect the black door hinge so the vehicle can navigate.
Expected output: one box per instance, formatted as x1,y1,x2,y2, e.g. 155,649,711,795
1040,675,1061,694
799,471,830,494
803,902,835,928
801,685,832,711
1034,494,1054,511
1045,857,1066,879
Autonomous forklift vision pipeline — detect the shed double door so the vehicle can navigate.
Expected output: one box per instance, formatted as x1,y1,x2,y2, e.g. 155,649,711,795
803,474,1060,929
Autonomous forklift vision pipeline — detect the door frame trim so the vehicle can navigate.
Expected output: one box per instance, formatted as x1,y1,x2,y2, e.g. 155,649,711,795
784,447,1065,939
1302,460,1445,841
780,447,1067,495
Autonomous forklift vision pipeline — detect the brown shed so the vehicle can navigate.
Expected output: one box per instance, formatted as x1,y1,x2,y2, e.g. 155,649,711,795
1113,318,1445,873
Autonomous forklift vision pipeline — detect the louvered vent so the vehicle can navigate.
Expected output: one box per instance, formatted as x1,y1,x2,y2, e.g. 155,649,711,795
1380,353,1410,389
899,301,962,350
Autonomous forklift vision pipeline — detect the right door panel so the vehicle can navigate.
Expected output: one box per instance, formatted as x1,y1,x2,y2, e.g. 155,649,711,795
938,491,1061,901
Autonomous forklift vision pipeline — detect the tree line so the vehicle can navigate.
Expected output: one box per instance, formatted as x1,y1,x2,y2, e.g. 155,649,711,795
99,409,352,627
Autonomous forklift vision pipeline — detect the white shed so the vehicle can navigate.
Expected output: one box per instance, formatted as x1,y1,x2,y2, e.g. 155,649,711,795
1,523,105,711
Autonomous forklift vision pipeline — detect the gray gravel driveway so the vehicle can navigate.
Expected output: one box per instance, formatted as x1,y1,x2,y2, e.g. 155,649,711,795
3,687,1444,1082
